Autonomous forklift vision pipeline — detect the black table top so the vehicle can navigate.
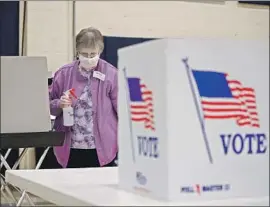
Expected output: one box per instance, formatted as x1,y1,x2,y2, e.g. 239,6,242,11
0,131,65,149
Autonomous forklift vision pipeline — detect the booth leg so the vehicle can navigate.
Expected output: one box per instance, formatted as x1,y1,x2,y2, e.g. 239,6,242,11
16,147,50,206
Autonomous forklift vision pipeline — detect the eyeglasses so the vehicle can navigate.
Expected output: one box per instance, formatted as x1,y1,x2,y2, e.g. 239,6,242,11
78,52,98,58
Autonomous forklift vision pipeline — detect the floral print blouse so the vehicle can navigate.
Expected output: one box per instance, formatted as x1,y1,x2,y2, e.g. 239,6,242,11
70,69,95,149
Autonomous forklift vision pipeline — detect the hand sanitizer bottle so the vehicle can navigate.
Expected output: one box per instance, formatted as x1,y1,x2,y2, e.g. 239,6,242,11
63,88,77,126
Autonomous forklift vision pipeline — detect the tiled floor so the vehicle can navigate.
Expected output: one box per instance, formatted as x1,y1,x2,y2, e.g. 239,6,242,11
1,187,55,206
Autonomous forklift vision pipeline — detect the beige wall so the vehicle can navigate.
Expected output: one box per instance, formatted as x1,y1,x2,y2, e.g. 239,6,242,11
23,1,74,72
19,0,269,169
76,1,269,39
22,1,269,73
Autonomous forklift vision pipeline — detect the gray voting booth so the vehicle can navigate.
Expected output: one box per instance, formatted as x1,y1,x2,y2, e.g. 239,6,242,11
1,56,51,133
0,56,65,206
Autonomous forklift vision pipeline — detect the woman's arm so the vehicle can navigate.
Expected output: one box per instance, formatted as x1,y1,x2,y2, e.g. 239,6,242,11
110,71,118,115
49,71,62,117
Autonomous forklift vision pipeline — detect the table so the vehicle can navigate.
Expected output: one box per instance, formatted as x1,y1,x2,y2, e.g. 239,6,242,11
5,167,269,206
0,131,65,206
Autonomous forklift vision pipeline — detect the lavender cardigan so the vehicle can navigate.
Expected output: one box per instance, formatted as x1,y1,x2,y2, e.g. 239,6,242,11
49,59,118,167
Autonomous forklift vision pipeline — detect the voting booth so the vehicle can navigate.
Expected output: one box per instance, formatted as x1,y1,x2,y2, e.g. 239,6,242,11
1,56,51,133
0,56,65,206
117,39,269,202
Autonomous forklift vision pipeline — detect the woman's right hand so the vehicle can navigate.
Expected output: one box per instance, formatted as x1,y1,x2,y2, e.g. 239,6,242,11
59,95,72,108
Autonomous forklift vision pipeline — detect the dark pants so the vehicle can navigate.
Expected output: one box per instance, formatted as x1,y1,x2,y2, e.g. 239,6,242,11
67,148,116,168
39,148,116,169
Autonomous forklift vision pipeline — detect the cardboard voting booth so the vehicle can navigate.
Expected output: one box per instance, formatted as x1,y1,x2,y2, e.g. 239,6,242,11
117,39,269,202
1,56,51,133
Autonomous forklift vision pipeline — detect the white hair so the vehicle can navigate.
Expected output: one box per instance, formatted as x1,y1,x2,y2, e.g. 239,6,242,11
75,27,104,53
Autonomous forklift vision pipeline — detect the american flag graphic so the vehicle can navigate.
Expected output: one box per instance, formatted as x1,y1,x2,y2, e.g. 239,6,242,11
192,70,260,128
127,78,155,131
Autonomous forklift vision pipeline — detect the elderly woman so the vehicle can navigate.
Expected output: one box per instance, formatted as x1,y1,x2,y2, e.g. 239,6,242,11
49,27,118,168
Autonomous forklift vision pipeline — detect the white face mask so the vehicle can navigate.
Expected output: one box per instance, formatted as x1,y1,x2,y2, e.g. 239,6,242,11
79,55,99,70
